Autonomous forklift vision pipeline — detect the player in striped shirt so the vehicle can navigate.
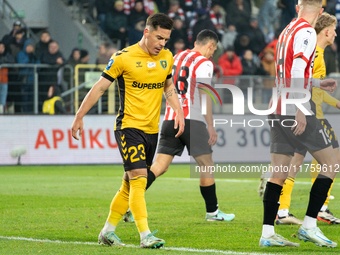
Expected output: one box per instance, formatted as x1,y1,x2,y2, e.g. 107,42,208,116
146,29,235,222
277,12,340,226
260,0,338,248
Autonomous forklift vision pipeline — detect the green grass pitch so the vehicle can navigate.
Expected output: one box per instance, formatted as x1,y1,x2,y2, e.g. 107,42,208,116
0,164,339,254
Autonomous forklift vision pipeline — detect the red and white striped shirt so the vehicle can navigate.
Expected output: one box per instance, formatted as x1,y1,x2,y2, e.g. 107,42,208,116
270,18,317,115
165,50,213,122
168,8,186,22
123,0,154,15
209,10,223,28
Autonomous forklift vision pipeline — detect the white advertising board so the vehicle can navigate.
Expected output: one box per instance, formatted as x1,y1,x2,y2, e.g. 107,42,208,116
0,115,189,165
1,114,339,165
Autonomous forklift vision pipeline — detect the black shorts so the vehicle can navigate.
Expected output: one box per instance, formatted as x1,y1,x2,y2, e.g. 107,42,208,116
320,119,339,149
294,118,339,156
157,119,212,157
269,114,331,156
114,128,158,171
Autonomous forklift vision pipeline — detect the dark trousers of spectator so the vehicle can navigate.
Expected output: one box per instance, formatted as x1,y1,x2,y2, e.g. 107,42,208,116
21,83,33,113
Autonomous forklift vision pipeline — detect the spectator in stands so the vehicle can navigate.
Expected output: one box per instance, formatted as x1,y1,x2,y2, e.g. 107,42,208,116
179,0,195,22
168,0,186,22
278,0,296,32
1,21,22,48
166,16,189,54
80,49,90,64
209,3,224,41
106,0,128,49
107,45,118,56
195,0,214,14
40,41,65,110
192,8,217,48
221,24,238,51
40,41,64,68
96,43,117,65
16,39,40,113
172,38,186,55
35,30,52,60
261,47,275,76
241,49,267,76
218,46,243,76
0,41,15,112
9,29,26,59
94,0,112,32
63,47,81,87
42,85,66,114
123,0,155,16
257,0,277,43
260,47,275,103
234,33,250,56
66,48,81,67
245,17,266,55
143,0,156,15
226,0,251,32
128,0,148,45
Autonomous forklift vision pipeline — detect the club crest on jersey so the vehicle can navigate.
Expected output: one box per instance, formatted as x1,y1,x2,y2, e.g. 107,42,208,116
147,61,156,68
160,60,167,69
106,59,114,70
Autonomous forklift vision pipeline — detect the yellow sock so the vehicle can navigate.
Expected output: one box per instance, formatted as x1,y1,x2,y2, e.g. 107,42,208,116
310,157,334,206
129,175,149,233
107,179,130,227
279,175,295,210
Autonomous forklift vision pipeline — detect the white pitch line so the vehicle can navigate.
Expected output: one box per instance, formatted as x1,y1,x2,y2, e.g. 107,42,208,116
0,236,278,255
155,177,340,186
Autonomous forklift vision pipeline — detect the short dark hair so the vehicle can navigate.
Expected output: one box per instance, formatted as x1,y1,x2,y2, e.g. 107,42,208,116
196,29,218,45
146,13,174,31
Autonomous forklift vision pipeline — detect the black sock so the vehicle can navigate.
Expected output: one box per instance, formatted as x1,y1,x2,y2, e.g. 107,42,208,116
263,182,282,225
200,183,218,213
146,169,156,190
306,174,333,218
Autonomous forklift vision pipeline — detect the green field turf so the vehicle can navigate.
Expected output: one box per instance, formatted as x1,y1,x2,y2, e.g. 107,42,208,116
0,164,339,255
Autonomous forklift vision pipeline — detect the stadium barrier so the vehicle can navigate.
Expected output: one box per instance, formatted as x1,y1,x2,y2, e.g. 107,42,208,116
0,63,73,114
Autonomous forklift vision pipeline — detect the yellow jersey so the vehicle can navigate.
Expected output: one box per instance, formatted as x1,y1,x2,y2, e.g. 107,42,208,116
42,96,64,115
102,43,173,134
312,45,339,119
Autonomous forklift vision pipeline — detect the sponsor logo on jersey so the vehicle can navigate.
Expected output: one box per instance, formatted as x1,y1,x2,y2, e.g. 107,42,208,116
132,81,165,89
136,61,142,67
160,60,167,69
106,59,114,70
147,61,156,68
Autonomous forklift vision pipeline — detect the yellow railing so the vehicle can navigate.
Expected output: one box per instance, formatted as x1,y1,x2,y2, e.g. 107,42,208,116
74,64,116,113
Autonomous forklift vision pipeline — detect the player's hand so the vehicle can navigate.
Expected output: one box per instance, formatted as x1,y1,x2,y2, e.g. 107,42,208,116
320,79,337,94
292,109,306,135
174,109,185,138
71,117,83,140
207,125,217,146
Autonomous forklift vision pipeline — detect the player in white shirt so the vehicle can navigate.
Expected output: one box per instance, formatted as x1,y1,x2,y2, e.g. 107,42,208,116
146,29,235,221
260,0,338,248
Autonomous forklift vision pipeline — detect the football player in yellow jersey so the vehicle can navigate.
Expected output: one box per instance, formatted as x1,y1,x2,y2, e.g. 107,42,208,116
71,13,185,248
276,12,340,225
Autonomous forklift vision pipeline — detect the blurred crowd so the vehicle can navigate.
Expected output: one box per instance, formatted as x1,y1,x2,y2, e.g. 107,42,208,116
1,0,340,114
84,0,340,81
0,20,117,114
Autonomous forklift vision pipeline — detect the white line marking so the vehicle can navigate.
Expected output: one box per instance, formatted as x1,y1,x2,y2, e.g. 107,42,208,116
158,177,339,186
0,236,278,255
